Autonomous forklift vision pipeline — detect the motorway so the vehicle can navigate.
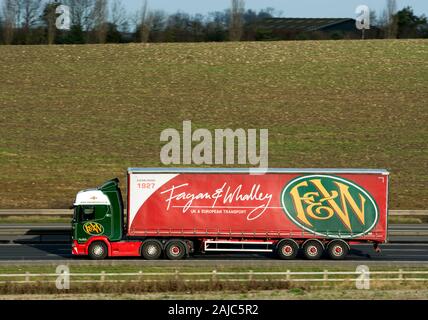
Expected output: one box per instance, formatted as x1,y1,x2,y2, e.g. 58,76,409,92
0,224,428,265
0,243,428,266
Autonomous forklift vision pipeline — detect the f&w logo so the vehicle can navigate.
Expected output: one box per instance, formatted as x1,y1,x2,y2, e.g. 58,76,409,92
281,175,378,238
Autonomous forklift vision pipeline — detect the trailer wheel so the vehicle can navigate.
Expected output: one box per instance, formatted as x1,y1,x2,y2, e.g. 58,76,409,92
327,240,349,260
88,241,108,260
141,240,162,260
165,240,186,260
303,240,324,260
276,240,299,260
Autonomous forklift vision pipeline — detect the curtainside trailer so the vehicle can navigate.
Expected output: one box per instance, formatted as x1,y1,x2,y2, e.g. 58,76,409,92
71,168,389,260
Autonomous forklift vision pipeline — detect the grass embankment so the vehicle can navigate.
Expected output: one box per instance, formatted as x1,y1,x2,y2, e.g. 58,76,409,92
0,264,428,299
0,40,427,209
3,289,428,300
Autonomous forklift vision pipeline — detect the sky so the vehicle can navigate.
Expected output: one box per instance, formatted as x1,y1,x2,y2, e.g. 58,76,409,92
123,0,428,18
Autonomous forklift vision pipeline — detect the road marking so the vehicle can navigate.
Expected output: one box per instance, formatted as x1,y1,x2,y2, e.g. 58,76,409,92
382,249,428,252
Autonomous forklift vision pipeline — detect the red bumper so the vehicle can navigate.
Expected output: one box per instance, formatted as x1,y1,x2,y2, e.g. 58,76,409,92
72,240,87,256
72,239,142,257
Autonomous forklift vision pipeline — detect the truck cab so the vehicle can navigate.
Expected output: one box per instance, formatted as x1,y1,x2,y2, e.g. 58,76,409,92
71,179,124,258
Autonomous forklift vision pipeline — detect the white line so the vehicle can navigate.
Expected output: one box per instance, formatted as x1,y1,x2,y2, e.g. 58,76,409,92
385,255,428,258
382,249,428,252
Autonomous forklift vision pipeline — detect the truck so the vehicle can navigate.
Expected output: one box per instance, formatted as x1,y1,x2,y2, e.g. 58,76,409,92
71,168,389,260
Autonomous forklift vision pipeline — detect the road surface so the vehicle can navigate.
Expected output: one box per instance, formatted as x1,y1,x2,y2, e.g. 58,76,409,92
0,243,427,265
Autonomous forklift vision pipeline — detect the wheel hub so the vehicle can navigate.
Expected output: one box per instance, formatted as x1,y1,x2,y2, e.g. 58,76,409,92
333,245,343,256
171,246,180,255
308,245,318,256
282,245,293,256
147,245,158,256
93,246,104,256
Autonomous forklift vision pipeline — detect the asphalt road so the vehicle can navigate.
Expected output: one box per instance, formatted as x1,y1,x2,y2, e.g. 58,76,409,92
0,224,428,264
0,243,428,265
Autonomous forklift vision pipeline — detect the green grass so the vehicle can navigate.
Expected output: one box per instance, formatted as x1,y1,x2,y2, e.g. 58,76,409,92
1,264,428,298
0,40,427,209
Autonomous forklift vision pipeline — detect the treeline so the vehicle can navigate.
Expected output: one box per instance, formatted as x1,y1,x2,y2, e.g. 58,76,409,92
0,0,427,45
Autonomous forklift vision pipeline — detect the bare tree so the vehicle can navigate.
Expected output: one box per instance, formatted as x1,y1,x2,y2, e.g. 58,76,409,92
65,0,94,32
1,0,19,44
21,0,42,43
42,1,58,45
229,0,245,41
138,0,153,42
383,0,398,38
91,0,108,43
110,0,127,31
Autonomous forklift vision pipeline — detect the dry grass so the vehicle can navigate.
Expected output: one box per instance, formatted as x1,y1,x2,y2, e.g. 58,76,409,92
1,282,428,299
2,289,428,300
0,40,427,209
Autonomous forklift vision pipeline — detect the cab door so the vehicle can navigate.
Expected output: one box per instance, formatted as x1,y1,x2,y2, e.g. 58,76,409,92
75,205,113,242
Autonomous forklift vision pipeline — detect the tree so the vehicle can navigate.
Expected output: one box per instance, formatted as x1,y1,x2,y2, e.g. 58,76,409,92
164,12,192,42
1,0,19,44
229,0,245,41
91,0,108,43
110,0,127,31
137,0,153,42
205,11,227,42
65,0,94,39
41,1,60,44
370,10,377,27
395,6,428,38
21,0,42,43
148,10,166,42
383,0,398,38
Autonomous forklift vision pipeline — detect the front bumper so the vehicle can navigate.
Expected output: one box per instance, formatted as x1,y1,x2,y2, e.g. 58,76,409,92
71,240,87,255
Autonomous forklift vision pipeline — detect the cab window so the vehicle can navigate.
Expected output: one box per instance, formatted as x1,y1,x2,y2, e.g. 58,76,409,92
79,206,95,221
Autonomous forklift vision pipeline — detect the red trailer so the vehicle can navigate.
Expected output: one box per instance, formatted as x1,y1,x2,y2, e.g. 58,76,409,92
71,168,389,260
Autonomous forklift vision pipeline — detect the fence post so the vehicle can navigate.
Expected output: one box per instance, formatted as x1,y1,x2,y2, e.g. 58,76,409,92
100,271,105,283
249,270,253,281
138,270,143,282
398,269,403,281
286,270,290,281
323,269,328,285
175,270,180,281
25,271,30,283
212,270,217,281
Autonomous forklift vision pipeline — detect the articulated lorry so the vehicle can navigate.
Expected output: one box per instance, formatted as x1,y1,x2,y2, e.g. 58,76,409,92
71,168,389,260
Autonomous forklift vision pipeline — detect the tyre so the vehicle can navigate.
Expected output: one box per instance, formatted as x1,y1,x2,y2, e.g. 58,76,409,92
303,240,324,260
276,240,299,260
88,241,108,260
165,240,186,260
327,240,349,260
141,240,162,260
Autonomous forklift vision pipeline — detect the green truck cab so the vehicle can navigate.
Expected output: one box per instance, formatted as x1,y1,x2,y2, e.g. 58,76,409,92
71,179,124,256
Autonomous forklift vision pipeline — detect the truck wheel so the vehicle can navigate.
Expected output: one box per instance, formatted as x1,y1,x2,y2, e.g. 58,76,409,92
276,240,299,260
141,240,162,260
165,241,186,260
88,241,108,260
327,240,349,260
303,240,323,260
